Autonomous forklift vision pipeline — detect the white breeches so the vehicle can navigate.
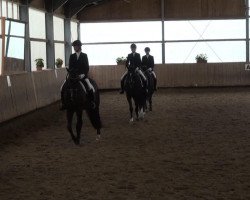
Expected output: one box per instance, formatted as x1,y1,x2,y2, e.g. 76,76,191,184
85,78,95,93
136,68,147,81
121,71,128,80
151,71,156,79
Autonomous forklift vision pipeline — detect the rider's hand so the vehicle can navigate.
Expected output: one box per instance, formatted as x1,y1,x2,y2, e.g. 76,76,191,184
79,74,85,79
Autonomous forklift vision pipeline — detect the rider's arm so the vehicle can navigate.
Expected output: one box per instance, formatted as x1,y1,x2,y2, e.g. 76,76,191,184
126,55,129,69
82,53,89,76
138,54,142,69
151,56,155,69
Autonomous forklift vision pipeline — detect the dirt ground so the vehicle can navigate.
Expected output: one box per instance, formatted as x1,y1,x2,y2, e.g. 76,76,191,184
0,88,250,200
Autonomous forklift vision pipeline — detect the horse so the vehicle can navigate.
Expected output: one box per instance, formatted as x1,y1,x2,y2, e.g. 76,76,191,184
124,68,147,122
143,68,155,111
62,70,102,145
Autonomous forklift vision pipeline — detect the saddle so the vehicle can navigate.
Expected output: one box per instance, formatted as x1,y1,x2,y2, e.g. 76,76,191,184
125,70,144,90
63,73,88,109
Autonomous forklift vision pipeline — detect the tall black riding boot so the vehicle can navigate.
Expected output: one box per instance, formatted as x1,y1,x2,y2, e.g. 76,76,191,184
144,79,148,95
88,90,96,109
154,78,157,91
120,79,125,94
60,92,66,111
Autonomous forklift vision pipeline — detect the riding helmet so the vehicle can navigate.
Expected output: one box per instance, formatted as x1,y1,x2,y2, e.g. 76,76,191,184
131,43,137,48
72,40,82,47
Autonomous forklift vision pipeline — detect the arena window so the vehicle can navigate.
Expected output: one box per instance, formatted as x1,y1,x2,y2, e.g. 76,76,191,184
29,8,46,70
164,19,246,63
5,20,25,59
0,0,19,20
83,43,162,66
81,21,162,65
165,41,246,63
53,16,65,68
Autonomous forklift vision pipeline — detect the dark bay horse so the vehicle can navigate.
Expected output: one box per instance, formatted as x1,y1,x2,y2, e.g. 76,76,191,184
144,69,155,111
124,69,147,122
62,70,102,145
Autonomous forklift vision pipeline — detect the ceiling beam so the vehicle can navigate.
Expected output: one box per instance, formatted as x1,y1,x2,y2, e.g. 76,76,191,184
19,0,30,5
53,0,69,12
64,0,103,18
44,0,53,12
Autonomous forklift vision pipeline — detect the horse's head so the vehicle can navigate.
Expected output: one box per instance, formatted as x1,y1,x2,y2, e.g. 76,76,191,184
63,69,88,109
126,68,142,91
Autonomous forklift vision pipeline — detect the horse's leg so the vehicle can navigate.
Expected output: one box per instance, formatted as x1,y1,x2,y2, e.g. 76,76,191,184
66,110,77,144
135,101,139,120
144,97,148,112
126,94,134,122
149,95,152,111
76,109,83,145
96,129,101,141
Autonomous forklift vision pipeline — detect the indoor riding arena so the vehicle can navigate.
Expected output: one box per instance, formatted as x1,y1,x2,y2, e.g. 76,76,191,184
1,0,250,200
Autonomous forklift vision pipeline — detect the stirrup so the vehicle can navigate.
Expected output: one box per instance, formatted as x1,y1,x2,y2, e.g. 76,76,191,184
90,101,96,109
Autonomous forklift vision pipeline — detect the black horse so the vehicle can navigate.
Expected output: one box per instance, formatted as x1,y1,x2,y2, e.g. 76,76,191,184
143,69,155,111
124,69,147,122
62,70,102,145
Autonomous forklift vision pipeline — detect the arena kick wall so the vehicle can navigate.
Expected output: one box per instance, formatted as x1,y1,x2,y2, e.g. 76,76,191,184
1,63,250,123
0,69,66,123
89,63,250,89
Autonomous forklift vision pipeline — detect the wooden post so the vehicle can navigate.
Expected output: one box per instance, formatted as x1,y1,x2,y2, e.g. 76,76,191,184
246,0,249,63
0,0,2,17
1,17,5,75
161,0,165,64
11,0,14,19
6,0,8,18
45,12,55,69
64,18,71,67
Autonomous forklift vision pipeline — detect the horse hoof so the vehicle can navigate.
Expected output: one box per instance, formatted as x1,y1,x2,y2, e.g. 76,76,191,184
74,138,80,145
138,113,145,120
129,118,134,123
96,135,101,141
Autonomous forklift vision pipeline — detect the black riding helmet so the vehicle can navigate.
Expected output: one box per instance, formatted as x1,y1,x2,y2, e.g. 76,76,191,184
145,47,150,52
72,40,82,47
131,43,137,48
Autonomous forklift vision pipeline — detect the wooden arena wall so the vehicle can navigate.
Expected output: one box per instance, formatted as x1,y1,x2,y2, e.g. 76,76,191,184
78,0,245,22
1,62,250,123
88,63,250,89
0,69,66,123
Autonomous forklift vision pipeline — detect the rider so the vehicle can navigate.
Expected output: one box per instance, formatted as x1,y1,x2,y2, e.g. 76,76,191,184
142,47,157,91
120,43,147,94
60,40,96,110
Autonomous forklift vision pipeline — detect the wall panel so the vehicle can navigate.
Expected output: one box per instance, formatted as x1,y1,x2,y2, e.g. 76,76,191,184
2,63,250,123
78,0,161,22
79,0,245,22
0,69,66,123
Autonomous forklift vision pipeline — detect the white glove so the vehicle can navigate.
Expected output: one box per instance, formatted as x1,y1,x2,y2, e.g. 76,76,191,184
79,74,85,79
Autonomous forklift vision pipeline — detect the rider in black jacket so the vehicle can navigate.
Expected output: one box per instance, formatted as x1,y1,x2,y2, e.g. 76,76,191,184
60,40,95,110
120,43,147,94
142,47,157,91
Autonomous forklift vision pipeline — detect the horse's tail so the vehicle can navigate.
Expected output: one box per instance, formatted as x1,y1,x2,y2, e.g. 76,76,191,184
86,107,102,130
145,71,154,95
86,78,102,130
